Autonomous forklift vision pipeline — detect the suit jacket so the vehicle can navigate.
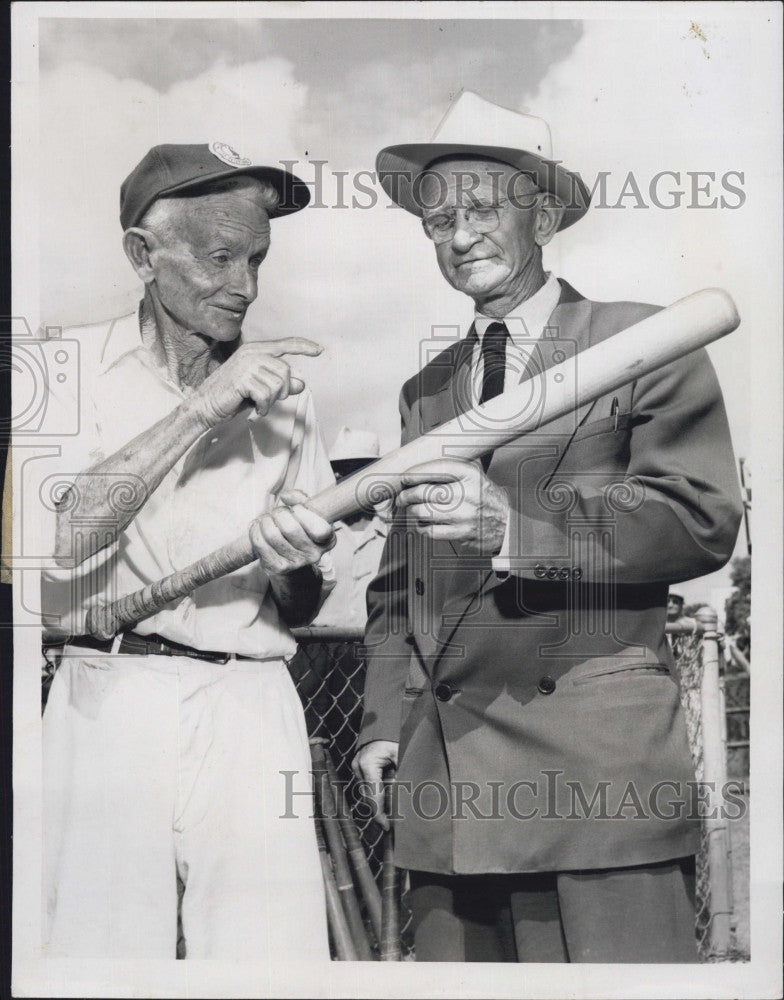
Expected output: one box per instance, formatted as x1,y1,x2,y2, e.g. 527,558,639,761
358,279,742,875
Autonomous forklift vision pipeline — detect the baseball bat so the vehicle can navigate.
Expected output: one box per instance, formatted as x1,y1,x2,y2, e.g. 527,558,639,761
379,777,401,961
314,814,358,961
311,740,374,959
85,287,740,639
323,743,383,944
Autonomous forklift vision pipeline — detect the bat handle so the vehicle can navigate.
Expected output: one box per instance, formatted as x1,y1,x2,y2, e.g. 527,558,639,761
84,534,255,639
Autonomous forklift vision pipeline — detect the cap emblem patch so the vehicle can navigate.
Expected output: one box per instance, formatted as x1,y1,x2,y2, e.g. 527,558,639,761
208,141,252,168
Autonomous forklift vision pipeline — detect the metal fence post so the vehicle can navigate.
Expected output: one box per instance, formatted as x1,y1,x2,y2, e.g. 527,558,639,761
696,605,733,956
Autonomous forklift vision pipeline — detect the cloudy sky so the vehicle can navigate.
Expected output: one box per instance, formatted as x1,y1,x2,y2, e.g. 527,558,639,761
28,6,781,604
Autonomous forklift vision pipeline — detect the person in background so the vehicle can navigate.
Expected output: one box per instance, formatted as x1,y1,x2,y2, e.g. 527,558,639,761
288,428,388,774
667,592,698,629
312,427,388,629
666,592,699,659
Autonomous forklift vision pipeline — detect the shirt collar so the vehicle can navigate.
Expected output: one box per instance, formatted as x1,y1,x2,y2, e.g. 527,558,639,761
97,304,147,374
335,513,389,545
474,272,561,347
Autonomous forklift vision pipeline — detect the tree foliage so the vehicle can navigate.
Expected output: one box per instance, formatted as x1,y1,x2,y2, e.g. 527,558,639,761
724,556,751,655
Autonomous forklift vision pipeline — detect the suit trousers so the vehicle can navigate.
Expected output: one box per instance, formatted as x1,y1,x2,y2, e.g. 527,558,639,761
409,857,697,962
43,651,329,961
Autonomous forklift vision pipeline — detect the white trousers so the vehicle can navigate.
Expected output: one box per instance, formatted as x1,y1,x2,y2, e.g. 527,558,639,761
43,651,329,961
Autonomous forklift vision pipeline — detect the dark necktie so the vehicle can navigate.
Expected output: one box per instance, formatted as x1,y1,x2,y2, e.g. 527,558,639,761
479,320,509,470
479,321,509,404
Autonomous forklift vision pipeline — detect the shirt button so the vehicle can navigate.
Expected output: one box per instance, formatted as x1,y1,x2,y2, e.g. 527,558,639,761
434,682,454,702
415,577,425,596
537,675,557,695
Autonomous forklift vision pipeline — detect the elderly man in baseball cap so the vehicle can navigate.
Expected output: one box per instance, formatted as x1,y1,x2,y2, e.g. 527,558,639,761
41,142,335,961
354,92,741,963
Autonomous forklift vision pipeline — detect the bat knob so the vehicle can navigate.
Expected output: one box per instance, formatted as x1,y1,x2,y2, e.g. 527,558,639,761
84,604,117,641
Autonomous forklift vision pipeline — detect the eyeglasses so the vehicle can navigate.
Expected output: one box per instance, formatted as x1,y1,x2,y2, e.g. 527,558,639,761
422,191,547,245
422,202,511,244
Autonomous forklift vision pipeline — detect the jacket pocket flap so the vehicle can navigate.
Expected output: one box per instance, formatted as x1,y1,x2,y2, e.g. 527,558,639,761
572,661,670,685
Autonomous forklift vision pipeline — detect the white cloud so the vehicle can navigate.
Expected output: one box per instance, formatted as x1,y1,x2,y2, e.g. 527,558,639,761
527,18,765,445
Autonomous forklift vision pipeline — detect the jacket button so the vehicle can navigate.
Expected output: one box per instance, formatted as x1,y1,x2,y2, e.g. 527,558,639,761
546,566,558,580
434,682,453,702
537,675,557,695
415,577,425,596
559,567,571,581
572,567,583,581
534,564,546,579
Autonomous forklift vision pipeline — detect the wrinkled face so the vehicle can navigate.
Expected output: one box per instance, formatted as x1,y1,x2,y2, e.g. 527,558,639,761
147,185,272,342
420,159,543,303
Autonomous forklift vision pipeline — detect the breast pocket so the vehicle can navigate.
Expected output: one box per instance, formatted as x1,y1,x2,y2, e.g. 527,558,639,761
560,413,633,475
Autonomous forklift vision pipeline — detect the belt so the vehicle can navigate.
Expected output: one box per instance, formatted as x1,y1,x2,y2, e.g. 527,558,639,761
66,631,245,664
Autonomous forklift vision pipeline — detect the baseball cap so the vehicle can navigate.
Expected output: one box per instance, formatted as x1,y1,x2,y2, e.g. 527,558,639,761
120,141,310,230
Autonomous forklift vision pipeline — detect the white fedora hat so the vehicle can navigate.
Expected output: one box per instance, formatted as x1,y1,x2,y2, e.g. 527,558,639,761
376,90,590,231
328,427,381,464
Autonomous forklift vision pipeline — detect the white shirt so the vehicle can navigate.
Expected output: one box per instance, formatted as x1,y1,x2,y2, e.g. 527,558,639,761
41,310,336,657
311,514,388,628
471,272,563,572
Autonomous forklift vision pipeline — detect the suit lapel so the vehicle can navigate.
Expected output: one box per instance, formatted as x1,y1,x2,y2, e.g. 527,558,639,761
430,282,601,666
411,327,479,666
421,328,477,431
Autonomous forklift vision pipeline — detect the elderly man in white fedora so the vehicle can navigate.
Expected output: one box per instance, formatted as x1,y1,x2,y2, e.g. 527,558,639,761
353,92,741,962
41,142,337,961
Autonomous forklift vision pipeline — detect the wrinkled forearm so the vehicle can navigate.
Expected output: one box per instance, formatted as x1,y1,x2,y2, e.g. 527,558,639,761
54,397,210,567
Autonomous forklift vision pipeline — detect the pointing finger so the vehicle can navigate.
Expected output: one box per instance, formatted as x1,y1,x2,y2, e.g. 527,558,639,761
261,337,323,357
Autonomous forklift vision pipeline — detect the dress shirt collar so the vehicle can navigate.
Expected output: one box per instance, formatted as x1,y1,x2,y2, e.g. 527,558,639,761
334,513,389,549
473,272,561,346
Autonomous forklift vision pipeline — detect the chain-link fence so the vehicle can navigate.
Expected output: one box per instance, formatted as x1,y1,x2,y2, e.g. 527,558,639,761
289,619,749,963
287,627,415,958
